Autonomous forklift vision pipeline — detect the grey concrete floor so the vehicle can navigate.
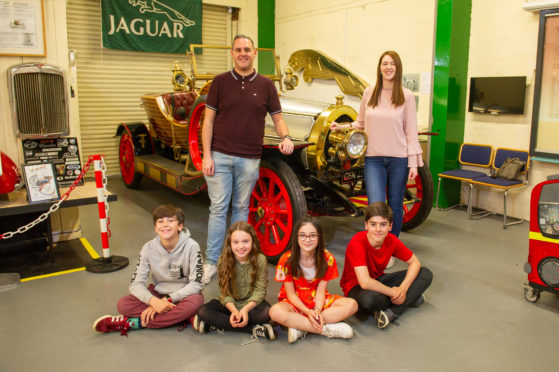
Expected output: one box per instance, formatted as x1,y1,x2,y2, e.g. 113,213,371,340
1,175,558,372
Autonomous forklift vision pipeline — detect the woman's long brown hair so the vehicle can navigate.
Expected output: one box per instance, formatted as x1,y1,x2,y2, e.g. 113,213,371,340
287,217,327,280
367,50,405,108
218,221,260,299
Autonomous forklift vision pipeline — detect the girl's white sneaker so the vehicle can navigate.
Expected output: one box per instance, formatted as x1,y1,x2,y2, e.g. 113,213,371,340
321,322,353,339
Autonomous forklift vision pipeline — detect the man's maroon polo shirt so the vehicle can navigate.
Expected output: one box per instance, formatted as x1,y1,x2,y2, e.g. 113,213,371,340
205,69,282,158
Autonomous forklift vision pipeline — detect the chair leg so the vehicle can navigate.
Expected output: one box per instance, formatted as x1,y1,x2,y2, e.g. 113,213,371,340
436,177,441,209
467,183,473,217
436,177,462,211
503,189,507,228
503,189,524,229
468,184,494,220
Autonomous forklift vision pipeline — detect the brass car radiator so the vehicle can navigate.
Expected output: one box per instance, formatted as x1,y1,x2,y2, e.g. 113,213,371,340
8,63,69,138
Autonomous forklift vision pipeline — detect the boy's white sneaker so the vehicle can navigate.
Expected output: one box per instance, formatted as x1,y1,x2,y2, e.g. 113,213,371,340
321,322,354,339
375,308,399,328
287,327,307,343
203,263,217,284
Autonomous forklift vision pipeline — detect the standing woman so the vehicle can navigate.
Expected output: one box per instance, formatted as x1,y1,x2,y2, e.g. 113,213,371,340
331,50,423,238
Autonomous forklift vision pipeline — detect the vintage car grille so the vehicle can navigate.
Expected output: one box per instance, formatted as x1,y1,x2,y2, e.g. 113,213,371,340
8,63,69,138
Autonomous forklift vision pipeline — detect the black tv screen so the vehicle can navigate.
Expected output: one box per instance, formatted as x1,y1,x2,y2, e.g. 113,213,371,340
468,76,526,114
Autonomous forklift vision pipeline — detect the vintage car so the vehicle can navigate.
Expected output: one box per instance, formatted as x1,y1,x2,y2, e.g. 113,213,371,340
116,45,434,262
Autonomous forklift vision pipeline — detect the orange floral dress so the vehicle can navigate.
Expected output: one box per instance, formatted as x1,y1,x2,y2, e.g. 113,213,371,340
275,250,341,311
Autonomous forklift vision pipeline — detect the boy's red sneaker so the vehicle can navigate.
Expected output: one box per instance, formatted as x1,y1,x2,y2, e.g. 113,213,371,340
93,315,130,336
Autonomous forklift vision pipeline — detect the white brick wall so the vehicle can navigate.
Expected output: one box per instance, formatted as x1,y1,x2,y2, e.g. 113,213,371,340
464,0,552,220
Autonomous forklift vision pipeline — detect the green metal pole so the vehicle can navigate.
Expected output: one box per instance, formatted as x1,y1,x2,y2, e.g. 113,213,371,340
258,0,275,74
430,0,471,208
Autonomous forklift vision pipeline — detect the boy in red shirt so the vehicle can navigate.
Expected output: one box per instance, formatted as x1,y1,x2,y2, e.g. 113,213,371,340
340,202,432,328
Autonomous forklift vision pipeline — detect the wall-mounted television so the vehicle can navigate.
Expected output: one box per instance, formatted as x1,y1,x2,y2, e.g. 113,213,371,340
468,76,526,115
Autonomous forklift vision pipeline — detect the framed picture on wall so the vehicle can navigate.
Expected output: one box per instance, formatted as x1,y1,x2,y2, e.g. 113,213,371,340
0,0,46,57
22,163,60,204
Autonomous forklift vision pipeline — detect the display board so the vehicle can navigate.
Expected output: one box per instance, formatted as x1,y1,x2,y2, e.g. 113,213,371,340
21,137,83,187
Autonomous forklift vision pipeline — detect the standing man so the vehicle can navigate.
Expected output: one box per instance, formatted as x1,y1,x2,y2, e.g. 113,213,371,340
202,34,294,283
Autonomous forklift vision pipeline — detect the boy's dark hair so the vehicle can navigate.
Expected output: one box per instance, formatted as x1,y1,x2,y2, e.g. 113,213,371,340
363,202,393,223
152,204,185,225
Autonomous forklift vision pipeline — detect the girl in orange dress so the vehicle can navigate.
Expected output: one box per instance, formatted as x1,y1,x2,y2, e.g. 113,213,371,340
269,217,358,343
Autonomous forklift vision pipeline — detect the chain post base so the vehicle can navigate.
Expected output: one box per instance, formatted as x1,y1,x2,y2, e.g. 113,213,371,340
86,255,129,273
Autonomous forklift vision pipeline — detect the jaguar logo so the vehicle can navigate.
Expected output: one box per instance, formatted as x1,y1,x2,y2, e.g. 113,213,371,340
128,0,195,27
106,0,195,38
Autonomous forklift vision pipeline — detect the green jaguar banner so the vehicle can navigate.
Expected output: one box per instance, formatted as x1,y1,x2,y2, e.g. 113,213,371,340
101,0,202,54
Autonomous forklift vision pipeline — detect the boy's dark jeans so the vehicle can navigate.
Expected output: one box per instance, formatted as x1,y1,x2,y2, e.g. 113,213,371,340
348,267,433,316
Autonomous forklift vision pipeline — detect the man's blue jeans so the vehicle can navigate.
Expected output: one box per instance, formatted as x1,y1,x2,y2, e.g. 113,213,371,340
204,151,260,265
364,156,408,237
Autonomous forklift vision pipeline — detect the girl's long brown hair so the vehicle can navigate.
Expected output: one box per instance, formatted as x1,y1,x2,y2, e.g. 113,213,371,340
287,217,327,280
367,50,405,108
218,221,260,299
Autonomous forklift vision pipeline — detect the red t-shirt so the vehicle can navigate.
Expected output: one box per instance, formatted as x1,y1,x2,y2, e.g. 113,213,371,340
340,231,413,296
205,69,282,158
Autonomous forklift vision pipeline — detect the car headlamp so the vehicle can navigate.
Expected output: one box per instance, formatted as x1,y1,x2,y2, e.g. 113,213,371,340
346,130,367,158
327,127,367,161
171,62,191,91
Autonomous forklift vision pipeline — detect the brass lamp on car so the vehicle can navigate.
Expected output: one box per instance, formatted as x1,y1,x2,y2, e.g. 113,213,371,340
327,126,367,163
171,62,190,91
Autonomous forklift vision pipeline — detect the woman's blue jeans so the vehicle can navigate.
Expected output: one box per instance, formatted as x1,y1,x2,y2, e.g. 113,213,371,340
364,156,408,237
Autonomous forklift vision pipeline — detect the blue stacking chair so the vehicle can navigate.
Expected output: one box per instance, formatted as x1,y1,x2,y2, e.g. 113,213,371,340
469,148,530,228
436,143,494,210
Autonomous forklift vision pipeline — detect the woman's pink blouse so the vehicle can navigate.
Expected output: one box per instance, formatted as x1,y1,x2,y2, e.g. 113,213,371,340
353,85,424,168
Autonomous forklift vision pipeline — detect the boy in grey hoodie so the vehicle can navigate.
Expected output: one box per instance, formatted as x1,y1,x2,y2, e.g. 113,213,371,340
93,204,204,335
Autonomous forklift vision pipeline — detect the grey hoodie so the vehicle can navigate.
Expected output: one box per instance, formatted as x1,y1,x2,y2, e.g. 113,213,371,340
129,229,204,304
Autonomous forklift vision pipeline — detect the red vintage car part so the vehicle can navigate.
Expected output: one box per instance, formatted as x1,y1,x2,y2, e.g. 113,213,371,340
0,151,19,194
524,175,559,303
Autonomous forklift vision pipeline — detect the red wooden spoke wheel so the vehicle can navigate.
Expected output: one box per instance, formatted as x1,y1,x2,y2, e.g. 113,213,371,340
187,97,206,172
402,164,433,231
119,130,142,188
249,160,307,263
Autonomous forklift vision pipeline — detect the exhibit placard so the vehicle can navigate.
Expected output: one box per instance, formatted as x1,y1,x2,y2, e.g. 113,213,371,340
21,137,83,187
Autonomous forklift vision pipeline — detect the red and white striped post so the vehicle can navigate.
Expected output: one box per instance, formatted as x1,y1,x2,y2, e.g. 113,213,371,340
86,154,128,273
94,154,110,258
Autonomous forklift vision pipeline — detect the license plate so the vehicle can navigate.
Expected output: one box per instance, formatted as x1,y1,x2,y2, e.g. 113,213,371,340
341,167,364,183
